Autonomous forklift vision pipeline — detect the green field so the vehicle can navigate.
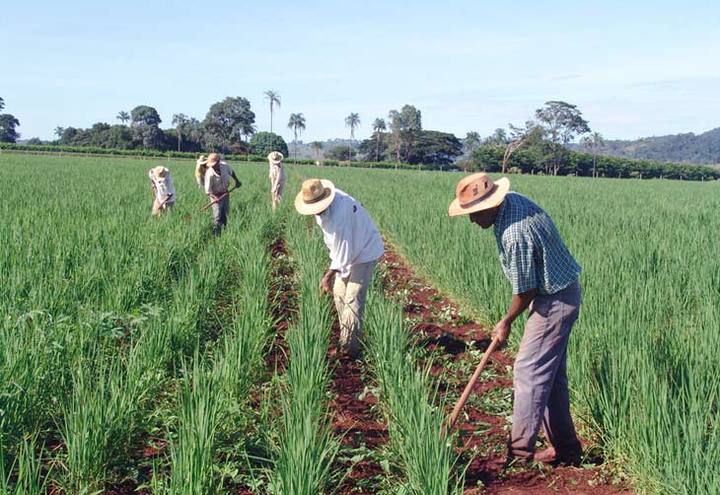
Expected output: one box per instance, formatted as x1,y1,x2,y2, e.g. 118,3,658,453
1,154,718,494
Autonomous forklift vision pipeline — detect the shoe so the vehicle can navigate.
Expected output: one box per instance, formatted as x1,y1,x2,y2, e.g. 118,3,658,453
534,446,582,466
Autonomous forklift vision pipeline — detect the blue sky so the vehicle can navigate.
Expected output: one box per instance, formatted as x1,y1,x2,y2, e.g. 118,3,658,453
2,0,719,142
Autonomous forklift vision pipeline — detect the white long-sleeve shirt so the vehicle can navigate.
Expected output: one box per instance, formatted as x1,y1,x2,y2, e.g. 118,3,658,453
148,170,176,204
204,162,234,198
315,189,384,278
269,162,285,194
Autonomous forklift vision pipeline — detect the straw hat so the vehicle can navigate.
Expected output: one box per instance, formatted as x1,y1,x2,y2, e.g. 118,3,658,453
448,173,510,216
207,153,221,166
151,166,169,178
294,179,336,215
267,151,284,165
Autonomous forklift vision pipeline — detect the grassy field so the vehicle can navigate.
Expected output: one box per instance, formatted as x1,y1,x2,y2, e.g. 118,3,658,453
0,153,718,493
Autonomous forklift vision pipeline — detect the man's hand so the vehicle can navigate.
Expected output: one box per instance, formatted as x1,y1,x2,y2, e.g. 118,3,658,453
319,270,336,295
491,319,512,347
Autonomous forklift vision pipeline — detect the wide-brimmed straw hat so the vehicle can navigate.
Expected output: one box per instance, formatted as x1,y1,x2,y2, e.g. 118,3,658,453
207,153,221,166
267,151,284,165
151,166,169,178
448,173,510,216
294,179,336,215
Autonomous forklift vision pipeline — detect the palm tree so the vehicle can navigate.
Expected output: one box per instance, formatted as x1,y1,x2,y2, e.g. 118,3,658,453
287,113,306,163
345,113,360,162
581,131,605,177
116,111,130,125
264,90,281,133
372,118,386,162
54,127,64,139
311,141,323,164
171,113,188,152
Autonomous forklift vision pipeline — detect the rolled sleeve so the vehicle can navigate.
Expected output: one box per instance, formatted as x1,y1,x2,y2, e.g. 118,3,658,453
504,237,537,294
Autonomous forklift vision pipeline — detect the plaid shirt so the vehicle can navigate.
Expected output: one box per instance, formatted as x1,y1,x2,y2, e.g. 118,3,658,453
494,192,581,295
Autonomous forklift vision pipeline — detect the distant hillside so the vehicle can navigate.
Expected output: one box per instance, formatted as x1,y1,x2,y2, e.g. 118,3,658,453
586,127,720,165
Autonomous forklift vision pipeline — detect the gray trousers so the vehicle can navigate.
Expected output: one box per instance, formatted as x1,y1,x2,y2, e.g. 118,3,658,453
510,281,582,459
211,196,229,236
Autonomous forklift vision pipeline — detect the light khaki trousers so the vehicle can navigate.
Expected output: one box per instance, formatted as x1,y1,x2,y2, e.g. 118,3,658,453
332,260,376,357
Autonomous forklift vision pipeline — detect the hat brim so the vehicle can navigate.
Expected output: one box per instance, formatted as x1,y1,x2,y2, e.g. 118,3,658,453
295,179,336,215
448,177,510,217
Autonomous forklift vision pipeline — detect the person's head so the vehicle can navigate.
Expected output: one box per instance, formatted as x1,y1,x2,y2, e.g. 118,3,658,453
151,166,169,179
447,172,510,228
468,206,501,229
268,151,284,166
207,153,221,169
294,178,336,216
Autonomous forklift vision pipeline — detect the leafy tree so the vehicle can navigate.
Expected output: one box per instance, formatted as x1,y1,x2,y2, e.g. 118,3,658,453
372,118,386,162
130,106,161,127
344,113,360,160
534,100,590,175
580,131,605,177
249,131,288,157
287,113,306,163
116,111,130,125
464,131,481,156
202,97,255,152
171,113,189,152
326,145,356,161
264,90,281,133
388,105,422,162
0,114,20,143
311,141,323,162
0,97,4,111
130,105,162,148
406,130,463,166
54,127,64,139
484,128,509,146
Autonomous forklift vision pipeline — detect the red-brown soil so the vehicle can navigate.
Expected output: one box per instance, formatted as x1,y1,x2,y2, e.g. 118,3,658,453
378,246,632,494
328,319,388,493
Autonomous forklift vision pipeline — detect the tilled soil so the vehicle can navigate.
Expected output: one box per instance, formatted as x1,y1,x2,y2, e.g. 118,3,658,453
378,246,632,494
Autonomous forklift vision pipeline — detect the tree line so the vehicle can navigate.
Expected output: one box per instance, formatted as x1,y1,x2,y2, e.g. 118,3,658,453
1,93,717,179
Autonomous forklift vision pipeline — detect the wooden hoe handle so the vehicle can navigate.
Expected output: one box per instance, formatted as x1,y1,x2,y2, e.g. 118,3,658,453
445,336,501,433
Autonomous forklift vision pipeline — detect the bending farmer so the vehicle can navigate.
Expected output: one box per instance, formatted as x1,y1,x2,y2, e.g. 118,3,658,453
198,153,241,236
268,151,286,212
294,179,384,358
148,166,175,215
448,172,583,466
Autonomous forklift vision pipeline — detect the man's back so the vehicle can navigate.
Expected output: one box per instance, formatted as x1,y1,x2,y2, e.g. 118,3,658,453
493,192,580,295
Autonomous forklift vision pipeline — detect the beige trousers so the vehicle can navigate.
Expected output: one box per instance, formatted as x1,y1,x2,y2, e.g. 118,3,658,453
332,260,376,357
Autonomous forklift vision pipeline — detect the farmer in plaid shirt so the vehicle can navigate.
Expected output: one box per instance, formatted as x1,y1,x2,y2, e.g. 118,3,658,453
448,173,583,466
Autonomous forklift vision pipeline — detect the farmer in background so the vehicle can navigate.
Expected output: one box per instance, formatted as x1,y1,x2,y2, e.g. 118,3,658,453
148,165,175,215
194,154,208,187
448,173,583,466
199,153,241,236
295,179,384,358
267,151,286,212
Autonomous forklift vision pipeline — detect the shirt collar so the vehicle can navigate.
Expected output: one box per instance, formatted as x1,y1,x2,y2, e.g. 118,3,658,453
493,194,511,235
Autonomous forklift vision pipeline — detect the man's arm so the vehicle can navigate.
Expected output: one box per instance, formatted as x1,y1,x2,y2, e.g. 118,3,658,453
491,289,537,346
231,170,242,189
320,269,338,295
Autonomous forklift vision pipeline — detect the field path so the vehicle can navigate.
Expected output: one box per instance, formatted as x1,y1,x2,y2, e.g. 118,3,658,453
379,244,632,494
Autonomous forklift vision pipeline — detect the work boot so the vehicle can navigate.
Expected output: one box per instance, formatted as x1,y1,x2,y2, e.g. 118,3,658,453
534,446,582,466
